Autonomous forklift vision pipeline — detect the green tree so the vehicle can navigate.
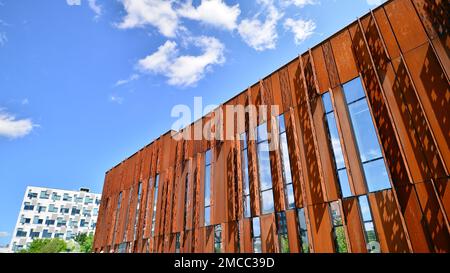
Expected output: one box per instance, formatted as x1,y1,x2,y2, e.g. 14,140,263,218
74,233,94,253
19,238,67,253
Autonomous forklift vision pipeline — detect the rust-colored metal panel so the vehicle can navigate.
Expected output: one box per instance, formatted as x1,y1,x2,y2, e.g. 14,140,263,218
223,221,238,253
286,58,305,108
384,0,428,53
241,219,253,253
308,203,334,253
204,226,214,253
285,209,300,253
321,41,341,89
260,213,278,253
330,30,359,84
342,197,367,253
368,190,411,253
435,177,450,221
311,45,331,93
402,43,450,174
414,181,450,252
372,7,401,59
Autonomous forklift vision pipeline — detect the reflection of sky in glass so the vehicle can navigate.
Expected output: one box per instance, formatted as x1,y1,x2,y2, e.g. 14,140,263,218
343,77,366,104
241,151,249,195
253,238,262,253
347,99,382,162
252,217,261,237
244,195,251,218
240,132,247,149
278,115,286,133
326,113,345,169
261,190,274,214
363,159,391,192
338,169,351,197
286,184,295,209
358,195,372,221
204,165,211,206
364,222,375,233
280,133,292,184
257,142,273,191
257,123,268,142
205,206,210,226
205,149,211,165
322,92,333,113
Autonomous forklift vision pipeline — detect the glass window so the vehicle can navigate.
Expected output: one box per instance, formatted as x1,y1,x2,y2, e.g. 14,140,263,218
297,208,310,253
204,149,212,226
322,92,353,198
63,193,72,201
252,217,261,253
329,201,348,253
39,190,49,199
183,172,190,231
16,229,27,237
23,202,34,211
42,229,52,239
261,189,274,214
51,192,61,201
358,195,381,253
111,191,123,245
240,132,251,218
363,159,391,192
30,229,40,239
342,77,366,104
133,182,143,240
151,174,160,236
278,115,295,209
256,123,275,215
175,233,181,253
48,204,58,213
276,212,289,253
37,205,46,213
343,77,391,193
214,224,222,253
27,191,38,199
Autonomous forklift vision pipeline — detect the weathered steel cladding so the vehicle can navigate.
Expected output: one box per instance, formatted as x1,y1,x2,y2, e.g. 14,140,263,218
93,0,449,253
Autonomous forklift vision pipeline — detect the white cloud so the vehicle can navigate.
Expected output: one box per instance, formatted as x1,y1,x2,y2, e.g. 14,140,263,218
366,0,385,5
0,232,9,237
117,0,179,38
66,0,102,17
0,110,35,139
237,0,283,51
283,18,315,44
178,0,241,31
0,32,6,46
281,0,317,8
21,98,29,105
109,95,124,104
66,0,81,5
138,36,225,86
115,74,140,87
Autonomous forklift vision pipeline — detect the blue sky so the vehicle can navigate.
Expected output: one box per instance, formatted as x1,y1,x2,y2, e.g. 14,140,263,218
0,0,384,246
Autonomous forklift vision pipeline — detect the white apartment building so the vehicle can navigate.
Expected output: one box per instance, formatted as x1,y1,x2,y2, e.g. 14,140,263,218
9,186,101,252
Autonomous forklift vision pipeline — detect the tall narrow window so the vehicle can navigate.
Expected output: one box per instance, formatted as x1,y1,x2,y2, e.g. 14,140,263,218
276,211,290,253
142,177,153,238
322,92,352,197
214,224,222,253
184,167,190,231
204,149,212,226
151,174,160,236
175,233,181,253
111,191,123,251
277,114,295,209
240,132,251,218
297,208,310,253
255,123,274,214
122,187,133,243
358,195,381,253
343,78,391,192
133,182,143,241
329,201,348,253
252,217,262,253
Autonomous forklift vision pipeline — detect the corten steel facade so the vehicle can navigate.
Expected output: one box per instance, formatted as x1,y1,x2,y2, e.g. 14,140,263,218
93,0,450,253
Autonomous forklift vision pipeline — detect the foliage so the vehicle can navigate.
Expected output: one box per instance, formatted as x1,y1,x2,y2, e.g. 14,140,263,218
74,233,94,253
19,238,67,253
335,226,348,253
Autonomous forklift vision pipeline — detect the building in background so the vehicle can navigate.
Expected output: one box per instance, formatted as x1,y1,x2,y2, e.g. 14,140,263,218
93,0,449,253
0,245,11,253
10,186,101,252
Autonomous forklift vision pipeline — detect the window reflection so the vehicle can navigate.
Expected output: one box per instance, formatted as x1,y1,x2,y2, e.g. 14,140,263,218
297,208,310,253
240,132,251,218
278,114,295,209
343,77,391,193
322,92,352,198
256,122,275,215
358,195,381,253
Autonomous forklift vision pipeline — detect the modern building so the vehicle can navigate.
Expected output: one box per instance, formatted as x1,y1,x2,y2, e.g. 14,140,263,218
10,186,101,252
93,0,449,253
0,245,11,253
